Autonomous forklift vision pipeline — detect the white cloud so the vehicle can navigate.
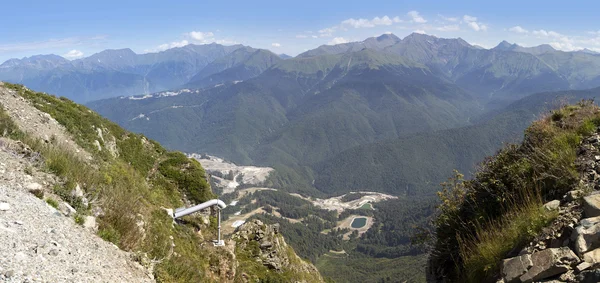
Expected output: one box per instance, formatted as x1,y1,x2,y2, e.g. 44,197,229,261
342,18,375,28
296,34,308,39
318,27,336,37
463,15,487,31
328,37,349,45
532,29,562,38
271,43,281,47
413,30,427,34
438,14,458,22
311,35,318,39
340,15,402,29
63,49,84,60
156,40,189,51
463,15,478,22
436,25,460,32
468,22,488,31
408,11,427,23
214,39,239,45
188,31,214,41
508,26,528,34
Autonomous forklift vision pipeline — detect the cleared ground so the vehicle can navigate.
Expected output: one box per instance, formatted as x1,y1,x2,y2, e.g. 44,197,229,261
291,191,396,212
190,154,274,194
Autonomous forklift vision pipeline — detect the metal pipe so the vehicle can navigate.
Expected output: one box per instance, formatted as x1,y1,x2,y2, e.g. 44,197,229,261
218,208,221,242
173,199,227,219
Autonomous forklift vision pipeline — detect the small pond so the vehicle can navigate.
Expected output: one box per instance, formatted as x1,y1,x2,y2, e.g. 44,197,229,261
351,217,367,229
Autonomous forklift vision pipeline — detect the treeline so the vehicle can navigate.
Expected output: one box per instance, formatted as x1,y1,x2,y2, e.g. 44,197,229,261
251,213,344,263
356,197,435,258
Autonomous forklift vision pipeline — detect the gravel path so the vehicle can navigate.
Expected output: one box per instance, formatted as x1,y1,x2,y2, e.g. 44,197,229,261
0,150,153,282
0,84,153,282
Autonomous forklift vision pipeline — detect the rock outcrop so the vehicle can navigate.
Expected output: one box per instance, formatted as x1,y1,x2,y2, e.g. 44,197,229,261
231,220,323,282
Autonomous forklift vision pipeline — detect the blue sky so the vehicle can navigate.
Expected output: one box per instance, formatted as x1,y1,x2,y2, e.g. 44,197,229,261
1,0,599,62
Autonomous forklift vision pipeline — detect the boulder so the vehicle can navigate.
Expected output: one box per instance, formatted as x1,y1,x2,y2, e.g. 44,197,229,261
502,254,532,283
572,216,600,255
518,247,579,283
583,248,600,263
26,182,43,191
543,200,560,211
583,194,600,218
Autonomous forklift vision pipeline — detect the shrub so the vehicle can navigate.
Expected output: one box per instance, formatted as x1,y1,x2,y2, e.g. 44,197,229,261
74,214,85,226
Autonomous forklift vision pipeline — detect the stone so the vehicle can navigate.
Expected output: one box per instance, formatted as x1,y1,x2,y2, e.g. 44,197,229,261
543,200,560,211
502,254,532,283
559,270,576,282
272,223,280,234
26,182,43,191
260,241,273,249
583,194,600,218
48,249,59,256
83,216,97,231
5,270,14,278
576,262,592,272
583,248,600,263
518,247,579,283
0,202,10,211
572,217,600,255
71,184,84,198
59,202,76,216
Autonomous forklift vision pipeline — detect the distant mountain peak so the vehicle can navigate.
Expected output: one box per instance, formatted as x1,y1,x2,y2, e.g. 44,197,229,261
579,48,599,55
494,40,515,50
404,32,437,40
375,33,400,41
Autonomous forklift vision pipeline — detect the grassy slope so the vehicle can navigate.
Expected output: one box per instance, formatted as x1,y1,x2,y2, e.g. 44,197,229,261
1,83,318,282
429,100,600,282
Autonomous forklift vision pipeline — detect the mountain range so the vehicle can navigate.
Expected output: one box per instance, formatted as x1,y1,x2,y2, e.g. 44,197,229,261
82,33,600,197
5,32,600,197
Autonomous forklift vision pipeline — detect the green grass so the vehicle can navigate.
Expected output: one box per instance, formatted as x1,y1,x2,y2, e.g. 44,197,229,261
45,198,59,209
457,191,558,282
360,203,373,210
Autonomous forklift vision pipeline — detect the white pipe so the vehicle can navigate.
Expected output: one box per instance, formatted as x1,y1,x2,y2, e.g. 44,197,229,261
218,208,221,242
173,199,227,218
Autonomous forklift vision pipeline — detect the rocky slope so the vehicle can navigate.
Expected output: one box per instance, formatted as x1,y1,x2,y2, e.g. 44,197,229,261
0,83,152,282
499,132,600,282
0,82,323,282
